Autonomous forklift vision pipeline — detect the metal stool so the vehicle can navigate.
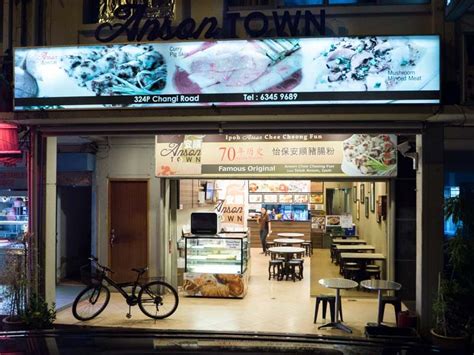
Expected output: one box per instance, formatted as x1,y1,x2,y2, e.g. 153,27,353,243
365,265,381,280
268,259,283,280
288,259,304,281
314,295,344,323
340,261,358,275
302,241,312,257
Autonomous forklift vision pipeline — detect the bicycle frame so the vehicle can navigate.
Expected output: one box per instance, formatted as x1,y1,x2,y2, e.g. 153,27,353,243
99,271,143,303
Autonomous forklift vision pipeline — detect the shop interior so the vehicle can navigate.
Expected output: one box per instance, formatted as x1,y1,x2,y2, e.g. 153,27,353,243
31,134,403,335
175,179,391,301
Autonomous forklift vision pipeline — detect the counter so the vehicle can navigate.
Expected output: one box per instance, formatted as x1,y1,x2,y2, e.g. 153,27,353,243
248,219,311,247
183,233,250,298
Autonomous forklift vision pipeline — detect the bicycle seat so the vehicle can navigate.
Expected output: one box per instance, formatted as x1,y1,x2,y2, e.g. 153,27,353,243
131,267,148,275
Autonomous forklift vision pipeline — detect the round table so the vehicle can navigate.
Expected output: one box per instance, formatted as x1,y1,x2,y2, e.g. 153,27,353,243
318,278,358,333
277,233,305,239
360,279,402,326
268,246,305,255
273,238,305,245
268,247,306,281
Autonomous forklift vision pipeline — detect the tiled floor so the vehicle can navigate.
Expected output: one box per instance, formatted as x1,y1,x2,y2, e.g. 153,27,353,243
56,248,399,337
56,283,85,311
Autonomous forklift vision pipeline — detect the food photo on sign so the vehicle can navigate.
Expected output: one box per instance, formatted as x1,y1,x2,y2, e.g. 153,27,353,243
13,35,439,110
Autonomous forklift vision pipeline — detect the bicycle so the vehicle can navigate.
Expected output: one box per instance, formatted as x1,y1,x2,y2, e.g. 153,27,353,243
72,256,179,321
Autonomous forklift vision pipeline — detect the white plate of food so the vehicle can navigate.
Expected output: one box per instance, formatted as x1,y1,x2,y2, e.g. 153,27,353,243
341,134,397,176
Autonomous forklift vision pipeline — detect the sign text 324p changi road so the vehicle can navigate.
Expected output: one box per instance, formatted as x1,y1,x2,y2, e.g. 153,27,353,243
155,134,398,178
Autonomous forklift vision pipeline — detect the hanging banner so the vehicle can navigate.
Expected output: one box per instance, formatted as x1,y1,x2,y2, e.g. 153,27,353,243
155,134,398,178
14,35,439,111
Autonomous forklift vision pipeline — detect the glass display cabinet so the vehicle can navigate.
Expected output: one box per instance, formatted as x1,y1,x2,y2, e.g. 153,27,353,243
183,233,250,298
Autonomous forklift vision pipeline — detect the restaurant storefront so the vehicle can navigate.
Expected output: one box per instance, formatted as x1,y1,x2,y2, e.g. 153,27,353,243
6,3,447,334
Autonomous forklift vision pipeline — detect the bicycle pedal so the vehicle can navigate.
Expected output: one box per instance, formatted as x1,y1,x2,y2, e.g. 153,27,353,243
126,313,132,319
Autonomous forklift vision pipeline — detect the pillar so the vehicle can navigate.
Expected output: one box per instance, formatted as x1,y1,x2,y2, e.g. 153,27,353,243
44,137,57,305
416,124,444,335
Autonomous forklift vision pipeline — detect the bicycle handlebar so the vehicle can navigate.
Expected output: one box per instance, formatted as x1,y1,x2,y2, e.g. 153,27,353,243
89,255,114,274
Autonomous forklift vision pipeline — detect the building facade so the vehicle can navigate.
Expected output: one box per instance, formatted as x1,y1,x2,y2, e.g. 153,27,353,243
2,0,474,336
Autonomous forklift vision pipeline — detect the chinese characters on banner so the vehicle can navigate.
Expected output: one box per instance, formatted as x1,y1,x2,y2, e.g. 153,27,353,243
155,134,398,178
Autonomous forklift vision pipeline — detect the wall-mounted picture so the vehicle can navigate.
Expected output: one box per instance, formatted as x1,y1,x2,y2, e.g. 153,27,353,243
294,194,309,203
326,215,341,226
312,216,326,231
249,194,263,203
360,184,365,203
365,197,370,218
310,192,324,204
377,195,388,223
263,194,278,203
353,185,358,203
312,208,325,215
370,182,376,212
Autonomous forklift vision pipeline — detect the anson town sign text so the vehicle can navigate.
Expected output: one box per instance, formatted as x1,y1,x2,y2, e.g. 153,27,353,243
95,4,326,42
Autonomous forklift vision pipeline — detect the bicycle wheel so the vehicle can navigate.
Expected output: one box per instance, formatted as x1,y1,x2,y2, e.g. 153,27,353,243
72,285,110,321
138,281,179,319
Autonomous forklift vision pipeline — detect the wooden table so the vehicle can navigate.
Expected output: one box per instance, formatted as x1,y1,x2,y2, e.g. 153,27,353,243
332,239,366,244
340,252,386,262
318,278,358,333
360,279,402,326
335,245,375,270
330,240,366,263
268,247,305,281
331,235,359,239
335,245,375,251
277,233,304,239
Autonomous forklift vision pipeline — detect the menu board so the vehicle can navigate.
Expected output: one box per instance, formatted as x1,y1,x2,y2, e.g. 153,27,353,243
14,35,440,110
155,134,398,178
249,180,310,193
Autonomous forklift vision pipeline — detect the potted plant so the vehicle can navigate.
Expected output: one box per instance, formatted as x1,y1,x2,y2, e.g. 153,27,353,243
431,190,474,351
1,247,28,330
22,294,56,329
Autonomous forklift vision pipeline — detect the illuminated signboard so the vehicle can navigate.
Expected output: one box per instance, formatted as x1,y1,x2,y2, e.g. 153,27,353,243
14,35,440,111
155,134,398,178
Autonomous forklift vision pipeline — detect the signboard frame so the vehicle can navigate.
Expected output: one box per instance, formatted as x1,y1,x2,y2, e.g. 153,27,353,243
155,133,398,179
14,35,440,112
